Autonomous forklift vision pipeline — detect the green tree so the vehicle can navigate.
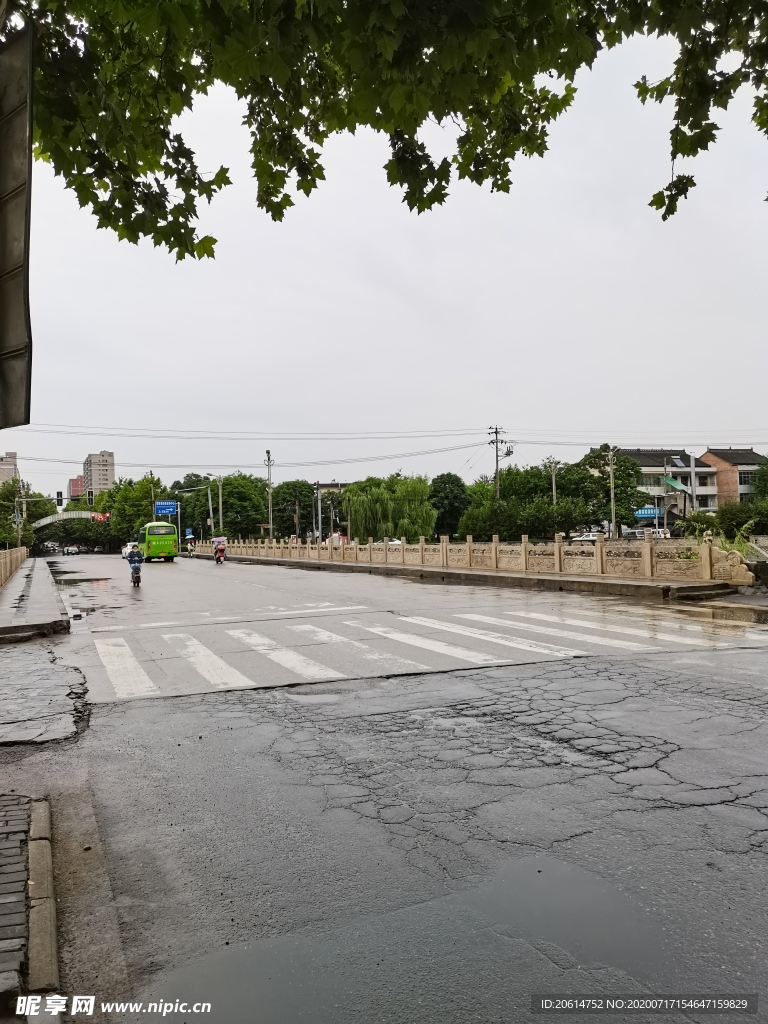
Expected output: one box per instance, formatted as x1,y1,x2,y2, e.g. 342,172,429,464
580,447,651,527
343,475,436,542
111,476,168,541
430,473,469,538
0,480,56,548
2,0,757,260
714,499,768,540
754,461,768,499
271,480,315,539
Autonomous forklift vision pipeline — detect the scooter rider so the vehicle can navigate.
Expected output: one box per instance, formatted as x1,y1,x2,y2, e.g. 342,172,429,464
126,543,144,576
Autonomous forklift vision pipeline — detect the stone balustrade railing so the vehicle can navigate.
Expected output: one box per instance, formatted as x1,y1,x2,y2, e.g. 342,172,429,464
215,533,754,586
0,547,27,588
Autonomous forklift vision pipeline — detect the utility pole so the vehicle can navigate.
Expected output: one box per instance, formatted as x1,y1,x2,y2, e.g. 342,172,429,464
543,457,561,528
663,457,669,531
294,485,300,539
312,484,317,542
607,447,618,540
217,476,223,533
488,426,514,500
264,450,275,538
207,486,215,538
317,482,322,543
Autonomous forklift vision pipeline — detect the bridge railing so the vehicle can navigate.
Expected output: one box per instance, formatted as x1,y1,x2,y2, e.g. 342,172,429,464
217,533,754,586
0,547,27,588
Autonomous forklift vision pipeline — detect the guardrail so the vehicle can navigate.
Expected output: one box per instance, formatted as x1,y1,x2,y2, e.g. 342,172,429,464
217,532,755,586
0,547,27,588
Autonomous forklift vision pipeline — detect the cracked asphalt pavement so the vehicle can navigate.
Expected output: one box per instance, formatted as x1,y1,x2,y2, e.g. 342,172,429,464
2,558,767,1022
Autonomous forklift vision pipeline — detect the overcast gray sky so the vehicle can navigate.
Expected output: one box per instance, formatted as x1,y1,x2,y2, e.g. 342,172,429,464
5,34,767,495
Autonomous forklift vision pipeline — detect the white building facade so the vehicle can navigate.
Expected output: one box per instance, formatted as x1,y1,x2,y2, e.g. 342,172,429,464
83,451,115,495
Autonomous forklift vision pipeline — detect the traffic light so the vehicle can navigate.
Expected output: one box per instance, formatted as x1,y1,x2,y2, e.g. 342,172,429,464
104,512,111,521
87,489,94,506
90,513,97,522
56,491,63,507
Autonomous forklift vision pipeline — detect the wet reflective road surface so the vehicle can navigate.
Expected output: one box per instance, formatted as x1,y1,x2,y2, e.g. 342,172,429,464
2,556,766,1023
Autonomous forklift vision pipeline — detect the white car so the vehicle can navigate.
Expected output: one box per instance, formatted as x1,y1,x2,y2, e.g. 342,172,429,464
121,542,136,558
64,546,79,555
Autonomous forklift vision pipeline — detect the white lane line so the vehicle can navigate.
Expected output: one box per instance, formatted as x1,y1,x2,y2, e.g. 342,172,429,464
290,624,430,671
400,616,584,658
94,638,160,699
456,610,655,651
601,605,768,642
227,629,346,682
92,621,181,633
350,623,504,666
264,605,368,618
498,611,728,648
88,606,370,635
163,633,255,689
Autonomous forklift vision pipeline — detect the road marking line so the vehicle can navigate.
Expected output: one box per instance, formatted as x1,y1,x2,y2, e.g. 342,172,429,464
94,638,160,699
497,611,728,648
351,623,503,665
264,605,368,617
602,605,768,641
92,621,181,633
400,616,584,657
227,629,346,681
457,613,654,651
290,624,430,671
162,633,255,689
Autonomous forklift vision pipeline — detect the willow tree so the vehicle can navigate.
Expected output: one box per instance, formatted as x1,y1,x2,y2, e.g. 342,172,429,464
344,475,436,542
2,0,764,260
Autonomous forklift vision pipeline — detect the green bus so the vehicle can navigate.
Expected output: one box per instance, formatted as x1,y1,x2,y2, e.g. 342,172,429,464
138,522,178,562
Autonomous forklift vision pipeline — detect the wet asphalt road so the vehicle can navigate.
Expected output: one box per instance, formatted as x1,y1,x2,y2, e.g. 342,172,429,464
3,556,768,1023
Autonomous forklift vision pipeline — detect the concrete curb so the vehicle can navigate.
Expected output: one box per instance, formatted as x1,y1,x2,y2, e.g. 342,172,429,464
0,560,70,642
27,800,58,994
194,552,736,603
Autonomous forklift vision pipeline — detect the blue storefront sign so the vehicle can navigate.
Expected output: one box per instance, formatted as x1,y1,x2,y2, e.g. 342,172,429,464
154,500,177,516
635,506,659,519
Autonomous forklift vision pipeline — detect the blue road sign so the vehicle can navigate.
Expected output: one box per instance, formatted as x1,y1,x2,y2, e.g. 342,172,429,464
154,500,177,516
635,506,659,519
184,529,194,538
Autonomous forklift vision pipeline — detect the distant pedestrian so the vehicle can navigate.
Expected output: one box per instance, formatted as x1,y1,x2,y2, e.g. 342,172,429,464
187,539,195,558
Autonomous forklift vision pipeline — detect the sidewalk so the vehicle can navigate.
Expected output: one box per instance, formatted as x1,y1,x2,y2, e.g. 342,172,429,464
197,552,736,602
0,560,69,642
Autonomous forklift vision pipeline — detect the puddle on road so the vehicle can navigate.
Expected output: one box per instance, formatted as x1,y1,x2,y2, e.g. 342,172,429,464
134,856,674,1023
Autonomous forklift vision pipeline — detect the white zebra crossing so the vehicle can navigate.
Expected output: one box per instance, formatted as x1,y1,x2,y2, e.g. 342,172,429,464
94,638,160,699
493,611,729,648
163,633,255,689
350,622,504,665
399,616,586,658
227,629,346,682
457,614,657,651
289,624,430,671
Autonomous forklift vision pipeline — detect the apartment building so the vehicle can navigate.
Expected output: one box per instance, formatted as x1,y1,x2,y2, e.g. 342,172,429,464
618,449,719,514
0,452,18,484
83,451,115,495
67,475,85,500
700,449,767,505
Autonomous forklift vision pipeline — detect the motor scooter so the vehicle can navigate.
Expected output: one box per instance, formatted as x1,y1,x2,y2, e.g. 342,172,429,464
131,562,142,587
214,545,226,565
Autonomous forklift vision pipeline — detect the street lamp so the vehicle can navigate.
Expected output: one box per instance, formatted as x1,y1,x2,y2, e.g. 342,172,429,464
264,450,275,538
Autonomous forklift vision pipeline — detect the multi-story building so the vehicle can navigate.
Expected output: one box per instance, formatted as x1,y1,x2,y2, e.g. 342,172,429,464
0,452,18,484
83,451,115,495
618,449,719,514
700,449,767,505
67,475,85,500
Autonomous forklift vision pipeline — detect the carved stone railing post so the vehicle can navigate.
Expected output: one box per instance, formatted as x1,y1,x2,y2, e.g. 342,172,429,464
492,535,499,570
700,530,713,580
642,529,654,577
419,536,425,565
595,532,605,575
554,533,563,573
466,535,472,568
521,535,529,572
440,535,449,567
